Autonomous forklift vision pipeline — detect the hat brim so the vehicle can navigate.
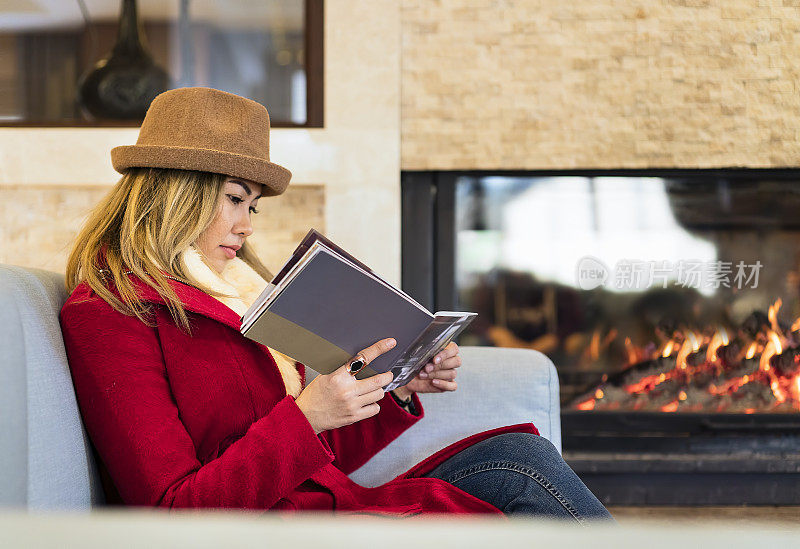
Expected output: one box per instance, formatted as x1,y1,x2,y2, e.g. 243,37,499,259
110,144,292,196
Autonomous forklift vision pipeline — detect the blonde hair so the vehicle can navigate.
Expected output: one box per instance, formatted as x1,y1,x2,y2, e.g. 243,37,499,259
65,167,273,333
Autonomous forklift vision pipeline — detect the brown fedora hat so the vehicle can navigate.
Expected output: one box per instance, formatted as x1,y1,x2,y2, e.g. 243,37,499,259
111,87,291,196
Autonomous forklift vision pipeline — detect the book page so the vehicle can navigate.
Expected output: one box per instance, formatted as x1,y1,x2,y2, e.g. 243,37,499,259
316,247,432,315
241,243,326,331
384,312,478,392
242,229,432,328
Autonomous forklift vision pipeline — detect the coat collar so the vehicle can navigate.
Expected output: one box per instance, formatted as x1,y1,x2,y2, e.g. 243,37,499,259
180,244,268,317
104,244,269,331
127,273,244,331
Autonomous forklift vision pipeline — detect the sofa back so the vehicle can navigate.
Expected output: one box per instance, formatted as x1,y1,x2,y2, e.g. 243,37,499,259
0,265,105,510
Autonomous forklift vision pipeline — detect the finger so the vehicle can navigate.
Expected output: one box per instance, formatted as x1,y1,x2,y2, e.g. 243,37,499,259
430,379,457,391
355,402,381,421
438,355,462,370
432,342,459,365
418,361,437,377
337,337,396,377
358,337,397,367
419,356,461,377
421,368,457,382
357,387,385,407
415,379,446,393
355,370,394,395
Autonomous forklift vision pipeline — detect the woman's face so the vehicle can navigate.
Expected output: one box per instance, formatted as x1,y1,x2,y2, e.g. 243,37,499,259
195,177,262,273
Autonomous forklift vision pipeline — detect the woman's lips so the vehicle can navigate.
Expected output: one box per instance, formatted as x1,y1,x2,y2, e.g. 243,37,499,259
220,245,237,259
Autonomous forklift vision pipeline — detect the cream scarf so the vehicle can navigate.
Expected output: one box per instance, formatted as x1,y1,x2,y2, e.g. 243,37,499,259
180,245,303,398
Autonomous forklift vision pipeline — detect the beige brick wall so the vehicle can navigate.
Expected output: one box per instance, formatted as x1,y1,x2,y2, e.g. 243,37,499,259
0,184,324,276
401,0,800,170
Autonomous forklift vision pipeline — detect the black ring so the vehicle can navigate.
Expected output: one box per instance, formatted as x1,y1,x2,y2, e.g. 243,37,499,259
348,356,366,375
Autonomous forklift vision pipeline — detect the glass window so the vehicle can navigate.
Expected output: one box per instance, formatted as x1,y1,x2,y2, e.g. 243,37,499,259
0,0,321,126
454,174,800,413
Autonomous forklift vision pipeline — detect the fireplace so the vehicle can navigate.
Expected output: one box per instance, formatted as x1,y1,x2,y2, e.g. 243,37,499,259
402,169,800,505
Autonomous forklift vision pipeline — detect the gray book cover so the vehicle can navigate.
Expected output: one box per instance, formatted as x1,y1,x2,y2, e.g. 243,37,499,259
242,231,477,386
243,249,432,378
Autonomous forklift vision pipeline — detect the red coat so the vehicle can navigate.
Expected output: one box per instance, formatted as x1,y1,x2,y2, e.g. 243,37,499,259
59,274,540,516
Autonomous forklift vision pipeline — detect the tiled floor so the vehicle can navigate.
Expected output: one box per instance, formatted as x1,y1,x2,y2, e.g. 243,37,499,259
608,506,800,524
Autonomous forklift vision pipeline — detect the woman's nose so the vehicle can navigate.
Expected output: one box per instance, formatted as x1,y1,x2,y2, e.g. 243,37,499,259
235,212,254,237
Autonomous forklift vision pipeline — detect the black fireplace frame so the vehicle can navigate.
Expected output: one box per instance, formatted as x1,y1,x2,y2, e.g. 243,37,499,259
562,410,800,505
402,168,800,505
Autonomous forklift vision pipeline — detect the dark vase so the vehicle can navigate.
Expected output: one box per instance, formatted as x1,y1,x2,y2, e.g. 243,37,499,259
77,0,169,120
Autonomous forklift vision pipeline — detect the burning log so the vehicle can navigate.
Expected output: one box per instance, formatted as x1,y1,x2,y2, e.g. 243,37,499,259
716,342,741,370
741,311,770,339
570,306,800,413
771,347,800,377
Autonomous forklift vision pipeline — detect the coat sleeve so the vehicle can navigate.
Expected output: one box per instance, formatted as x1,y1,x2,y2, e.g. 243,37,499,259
60,297,335,510
319,389,425,475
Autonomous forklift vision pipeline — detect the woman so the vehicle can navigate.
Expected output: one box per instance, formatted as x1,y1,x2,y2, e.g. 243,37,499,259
60,87,613,522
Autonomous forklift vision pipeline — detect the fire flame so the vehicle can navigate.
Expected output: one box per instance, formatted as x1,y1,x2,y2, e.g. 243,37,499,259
708,375,749,395
760,330,782,373
768,298,782,332
688,331,700,352
625,373,666,394
675,331,699,370
588,330,601,361
771,379,787,403
770,330,783,355
575,300,800,413
661,401,679,412
624,337,637,365
706,327,729,363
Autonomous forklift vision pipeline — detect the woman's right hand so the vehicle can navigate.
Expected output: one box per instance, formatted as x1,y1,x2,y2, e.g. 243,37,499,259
294,337,397,434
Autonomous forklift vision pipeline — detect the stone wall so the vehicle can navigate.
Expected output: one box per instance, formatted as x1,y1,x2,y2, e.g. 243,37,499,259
0,184,324,276
401,0,800,170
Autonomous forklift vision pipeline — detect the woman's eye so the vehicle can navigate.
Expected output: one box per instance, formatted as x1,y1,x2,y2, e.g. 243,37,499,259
228,194,258,213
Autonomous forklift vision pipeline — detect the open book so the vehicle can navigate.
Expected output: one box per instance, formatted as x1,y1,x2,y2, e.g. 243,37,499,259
240,229,477,391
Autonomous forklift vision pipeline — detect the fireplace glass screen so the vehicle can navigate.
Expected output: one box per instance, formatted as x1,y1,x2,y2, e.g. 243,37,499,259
453,173,800,414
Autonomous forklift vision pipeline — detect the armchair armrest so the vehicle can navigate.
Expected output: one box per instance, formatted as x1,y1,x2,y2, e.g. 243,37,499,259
347,346,561,487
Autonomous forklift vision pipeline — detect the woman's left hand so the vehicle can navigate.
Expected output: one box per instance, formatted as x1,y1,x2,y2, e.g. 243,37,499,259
393,341,460,398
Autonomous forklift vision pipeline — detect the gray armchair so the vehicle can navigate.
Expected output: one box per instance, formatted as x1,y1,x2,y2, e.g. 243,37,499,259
0,264,561,510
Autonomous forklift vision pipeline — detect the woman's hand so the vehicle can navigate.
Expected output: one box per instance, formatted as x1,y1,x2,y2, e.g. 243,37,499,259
393,341,461,400
295,338,397,434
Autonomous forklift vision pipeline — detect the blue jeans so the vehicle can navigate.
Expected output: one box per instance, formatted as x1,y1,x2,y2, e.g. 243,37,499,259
423,433,614,524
